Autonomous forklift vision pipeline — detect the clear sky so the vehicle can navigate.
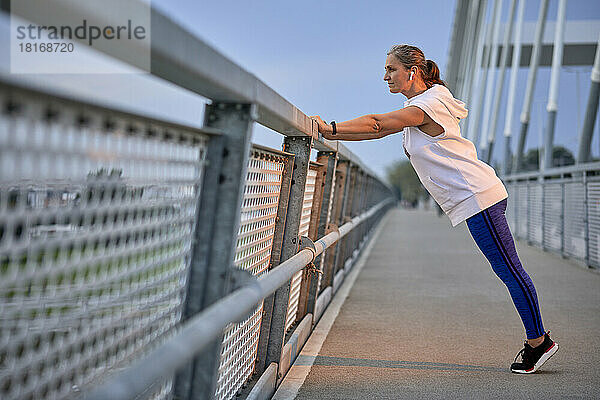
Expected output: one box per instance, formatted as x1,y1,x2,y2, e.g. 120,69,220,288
1,1,599,179
150,0,457,178
150,0,600,175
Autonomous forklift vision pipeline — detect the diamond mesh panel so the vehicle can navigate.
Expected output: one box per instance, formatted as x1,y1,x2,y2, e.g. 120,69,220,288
214,148,285,400
587,180,600,268
564,182,586,260
542,183,562,252
528,184,543,246
0,89,207,400
285,165,318,334
316,172,335,294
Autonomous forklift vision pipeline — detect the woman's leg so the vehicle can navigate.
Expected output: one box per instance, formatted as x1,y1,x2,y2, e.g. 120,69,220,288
466,198,546,340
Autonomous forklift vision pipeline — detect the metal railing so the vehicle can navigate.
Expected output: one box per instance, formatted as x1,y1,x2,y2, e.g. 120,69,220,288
503,162,600,269
0,2,396,400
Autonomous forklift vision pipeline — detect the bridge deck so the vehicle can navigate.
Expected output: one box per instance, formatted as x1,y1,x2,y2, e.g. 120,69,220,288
275,207,600,399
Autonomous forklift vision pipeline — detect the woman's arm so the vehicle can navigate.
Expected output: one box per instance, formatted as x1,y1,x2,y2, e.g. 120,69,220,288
311,106,426,141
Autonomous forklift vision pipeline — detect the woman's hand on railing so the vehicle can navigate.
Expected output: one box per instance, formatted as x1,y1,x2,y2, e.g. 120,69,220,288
310,115,336,140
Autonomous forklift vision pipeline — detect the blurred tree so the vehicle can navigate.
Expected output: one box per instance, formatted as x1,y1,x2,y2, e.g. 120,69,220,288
386,160,427,204
516,146,575,172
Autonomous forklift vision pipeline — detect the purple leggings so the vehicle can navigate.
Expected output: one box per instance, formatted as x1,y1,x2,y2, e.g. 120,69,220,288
466,198,546,339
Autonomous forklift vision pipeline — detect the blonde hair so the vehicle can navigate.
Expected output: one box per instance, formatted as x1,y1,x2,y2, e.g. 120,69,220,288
387,44,445,89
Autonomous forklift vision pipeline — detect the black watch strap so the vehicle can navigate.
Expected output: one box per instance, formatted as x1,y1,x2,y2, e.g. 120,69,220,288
330,121,337,135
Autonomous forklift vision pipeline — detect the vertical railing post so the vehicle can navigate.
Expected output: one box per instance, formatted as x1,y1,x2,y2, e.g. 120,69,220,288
360,175,370,243
298,151,337,320
295,162,325,324
541,177,546,250
308,163,326,242
349,168,362,264
174,133,225,400
260,135,312,377
561,179,566,256
255,152,294,375
527,181,531,244
584,171,590,266
506,181,521,239
357,171,367,248
174,102,255,400
335,165,357,277
348,170,360,263
322,160,348,291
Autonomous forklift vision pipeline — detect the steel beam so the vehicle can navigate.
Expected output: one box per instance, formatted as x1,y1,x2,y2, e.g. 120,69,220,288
577,33,600,163
486,0,517,164
462,0,488,134
173,132,225,400
264,136,312,375
301,151,337,319
445,0,471,93
515,0,549,172
176,102,255,400
457,0,481,99
255,151,294,375
503,0,526,175
479,0,504,155
321,160,348,293
542,0,567,171
466,0,493,143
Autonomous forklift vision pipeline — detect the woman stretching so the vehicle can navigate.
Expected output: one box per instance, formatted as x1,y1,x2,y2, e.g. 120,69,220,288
311,44,558,374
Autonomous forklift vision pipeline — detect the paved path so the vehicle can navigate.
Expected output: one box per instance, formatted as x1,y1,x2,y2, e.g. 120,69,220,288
276,207,600,399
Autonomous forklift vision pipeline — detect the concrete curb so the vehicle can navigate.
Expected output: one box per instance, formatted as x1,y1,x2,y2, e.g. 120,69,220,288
277,314,313,387
246,363,277,400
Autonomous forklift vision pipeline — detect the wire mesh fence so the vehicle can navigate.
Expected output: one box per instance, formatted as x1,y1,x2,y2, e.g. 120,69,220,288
505,169,600,269
0,81,395,400
214,147,287,400
0,87,208,400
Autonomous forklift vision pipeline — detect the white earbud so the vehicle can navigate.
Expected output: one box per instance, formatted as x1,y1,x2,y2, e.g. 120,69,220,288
409,71,414,81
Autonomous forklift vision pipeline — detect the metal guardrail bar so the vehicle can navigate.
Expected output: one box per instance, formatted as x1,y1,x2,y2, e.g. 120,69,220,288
0,81,223,138
3,0,385,184
83,198,392,400
503,163,600,270
503,161,600,181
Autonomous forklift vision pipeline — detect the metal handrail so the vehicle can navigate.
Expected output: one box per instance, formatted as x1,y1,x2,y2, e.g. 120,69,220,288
83,198,393,400
502,161,600,181
3,0,388,186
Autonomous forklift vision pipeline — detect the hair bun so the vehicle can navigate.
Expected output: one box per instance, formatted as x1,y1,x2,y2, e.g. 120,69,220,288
425,59,434,73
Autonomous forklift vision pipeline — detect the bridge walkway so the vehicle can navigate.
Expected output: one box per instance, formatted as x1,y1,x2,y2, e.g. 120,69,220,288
275,207,600,399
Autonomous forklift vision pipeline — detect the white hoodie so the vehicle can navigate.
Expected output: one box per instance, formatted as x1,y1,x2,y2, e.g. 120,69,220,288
402,84,507,226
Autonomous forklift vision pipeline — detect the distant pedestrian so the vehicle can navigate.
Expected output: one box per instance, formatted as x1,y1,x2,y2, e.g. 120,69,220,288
311,44,558,373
